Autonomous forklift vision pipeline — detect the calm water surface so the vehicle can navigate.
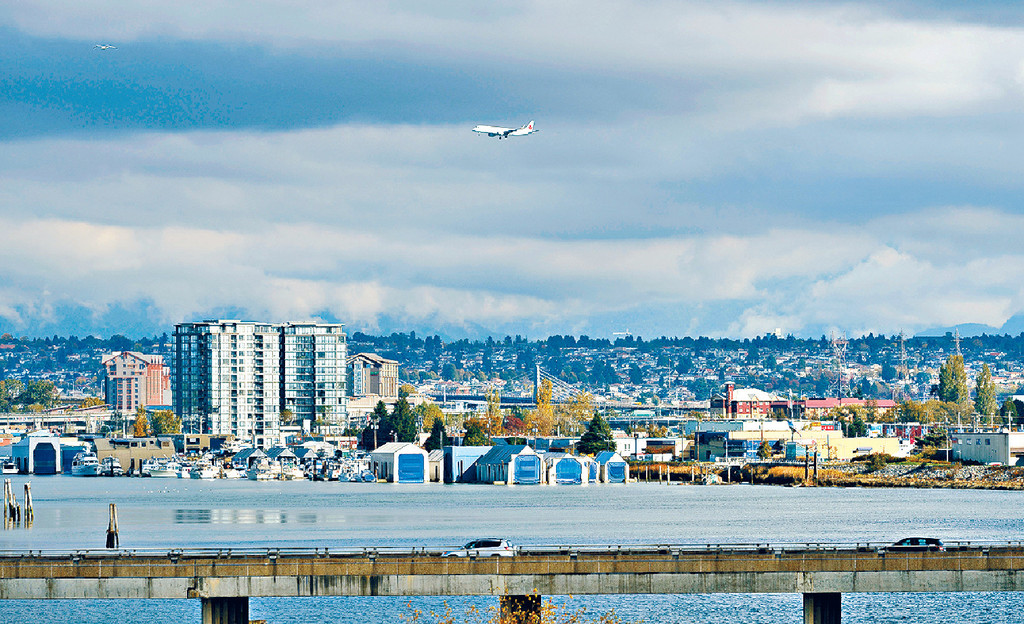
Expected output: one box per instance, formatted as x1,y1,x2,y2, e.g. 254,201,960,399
1,476,1022,622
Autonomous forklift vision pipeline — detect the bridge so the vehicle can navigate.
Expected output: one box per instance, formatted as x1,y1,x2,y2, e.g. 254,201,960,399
2,542,1023,624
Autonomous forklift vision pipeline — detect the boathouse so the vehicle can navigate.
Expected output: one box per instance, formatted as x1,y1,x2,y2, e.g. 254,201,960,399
11,430,60,475
542,453,592,485
595,451,629,483
474,445,542,485
231,447,266,470
443,446,492,483
369,442,428,483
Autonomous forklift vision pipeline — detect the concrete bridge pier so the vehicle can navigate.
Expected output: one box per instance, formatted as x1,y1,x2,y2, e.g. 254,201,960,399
803,592,841,624
499,594,542,623
201,596,249,624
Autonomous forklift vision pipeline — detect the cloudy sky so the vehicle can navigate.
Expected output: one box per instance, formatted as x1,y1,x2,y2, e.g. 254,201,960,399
3,1,1024,340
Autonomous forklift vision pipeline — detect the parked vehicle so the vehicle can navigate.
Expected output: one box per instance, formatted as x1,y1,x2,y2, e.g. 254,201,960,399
443,539,517,558
887,537,945,552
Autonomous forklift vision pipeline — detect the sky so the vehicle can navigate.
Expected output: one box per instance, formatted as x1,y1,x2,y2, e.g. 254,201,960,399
3,1,1024,340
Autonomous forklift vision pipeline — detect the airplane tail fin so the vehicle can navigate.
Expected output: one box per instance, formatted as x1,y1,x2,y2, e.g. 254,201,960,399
523,120,535,131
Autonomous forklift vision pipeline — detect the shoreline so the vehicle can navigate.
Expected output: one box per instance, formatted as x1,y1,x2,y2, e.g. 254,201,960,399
631,460,1024,490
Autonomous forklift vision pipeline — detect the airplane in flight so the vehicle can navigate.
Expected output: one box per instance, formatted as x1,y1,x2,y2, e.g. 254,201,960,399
94,44,117,50
472,120,537,139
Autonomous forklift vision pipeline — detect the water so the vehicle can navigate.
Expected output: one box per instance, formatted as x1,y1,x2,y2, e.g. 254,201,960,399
2,476,1023,622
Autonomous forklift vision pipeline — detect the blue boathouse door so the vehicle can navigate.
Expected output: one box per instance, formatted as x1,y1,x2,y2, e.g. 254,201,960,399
397,454,425,483
513,455,541,484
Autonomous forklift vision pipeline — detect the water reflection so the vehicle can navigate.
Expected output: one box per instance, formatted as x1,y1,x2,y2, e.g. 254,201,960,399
174,509,296,525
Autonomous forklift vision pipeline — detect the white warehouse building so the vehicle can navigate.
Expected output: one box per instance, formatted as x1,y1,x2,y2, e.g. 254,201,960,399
952,431,1024,466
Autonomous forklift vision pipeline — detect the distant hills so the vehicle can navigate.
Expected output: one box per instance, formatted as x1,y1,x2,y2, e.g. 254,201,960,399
916,314,1024,338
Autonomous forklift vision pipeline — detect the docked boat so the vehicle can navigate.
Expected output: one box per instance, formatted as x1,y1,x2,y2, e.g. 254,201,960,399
189,462,217,480
278,465,305,481
1,460,17,475
148,460,180,478
247,460,273,481
71,452,101,477
100,456,124,477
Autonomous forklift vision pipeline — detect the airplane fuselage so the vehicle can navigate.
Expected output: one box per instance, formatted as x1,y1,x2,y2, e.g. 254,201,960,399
472,121,536,139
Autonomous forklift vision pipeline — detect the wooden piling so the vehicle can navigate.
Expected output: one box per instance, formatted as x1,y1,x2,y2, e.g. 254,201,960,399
105,503,119,548
24,483,32,525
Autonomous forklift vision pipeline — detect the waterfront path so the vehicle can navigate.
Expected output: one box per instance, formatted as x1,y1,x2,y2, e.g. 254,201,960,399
2,542,1023,623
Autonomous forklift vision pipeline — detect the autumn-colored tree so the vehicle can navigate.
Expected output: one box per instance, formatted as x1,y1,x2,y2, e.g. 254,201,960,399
463,418,490,446
150,410,181,435
133,406,150,437
524,379,555,436
414,402,444,432
554,392,594,436
81,396,106,408
483,388,504,436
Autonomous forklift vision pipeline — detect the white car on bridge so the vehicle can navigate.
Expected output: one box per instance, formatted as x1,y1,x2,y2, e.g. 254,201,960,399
443,538,517,557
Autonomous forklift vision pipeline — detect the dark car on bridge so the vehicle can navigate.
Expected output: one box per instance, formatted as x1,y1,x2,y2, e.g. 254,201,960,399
886,537,945,552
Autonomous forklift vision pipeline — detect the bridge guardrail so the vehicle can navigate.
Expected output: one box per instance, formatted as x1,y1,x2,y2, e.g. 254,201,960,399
0,540,1021,560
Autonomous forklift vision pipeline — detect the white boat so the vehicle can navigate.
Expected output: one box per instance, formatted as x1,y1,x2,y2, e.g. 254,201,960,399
148,460,180,478
221,467,242,479
189,462,218,480
71,453,101,477
100,456,124,477
247,460,273,481
278,465,305,481
177,464,192,479
1,460,17,475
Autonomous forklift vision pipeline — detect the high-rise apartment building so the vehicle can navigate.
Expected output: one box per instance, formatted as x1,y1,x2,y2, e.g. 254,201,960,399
173,320,347,446
282,323,347,427
101,351,171,413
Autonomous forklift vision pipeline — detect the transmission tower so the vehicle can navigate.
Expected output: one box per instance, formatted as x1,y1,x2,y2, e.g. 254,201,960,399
829,331,849,399
953,328,962,358
893,331,910,402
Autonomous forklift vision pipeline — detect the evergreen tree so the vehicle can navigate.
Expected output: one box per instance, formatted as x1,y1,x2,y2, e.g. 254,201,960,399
390,397,418,443
974,363,998,420
424,417,448,451
361,400,392,449
577,414,615,455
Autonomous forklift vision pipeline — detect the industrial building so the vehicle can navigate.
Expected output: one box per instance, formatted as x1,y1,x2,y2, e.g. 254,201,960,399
952,431,1024,465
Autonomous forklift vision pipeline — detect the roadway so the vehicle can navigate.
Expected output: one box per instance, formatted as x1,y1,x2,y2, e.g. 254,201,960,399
2,542,1022,623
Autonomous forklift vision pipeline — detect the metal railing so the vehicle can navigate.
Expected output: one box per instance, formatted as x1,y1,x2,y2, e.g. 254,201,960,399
0,540,1020,561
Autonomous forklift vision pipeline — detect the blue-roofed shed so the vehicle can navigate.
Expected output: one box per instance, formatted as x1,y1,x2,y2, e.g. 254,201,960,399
595,451,629,483
444,446,491,483
542,452,594,485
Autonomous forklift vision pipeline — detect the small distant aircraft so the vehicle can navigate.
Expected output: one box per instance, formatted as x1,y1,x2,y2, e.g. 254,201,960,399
472,120,537,139
94,44,117,50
